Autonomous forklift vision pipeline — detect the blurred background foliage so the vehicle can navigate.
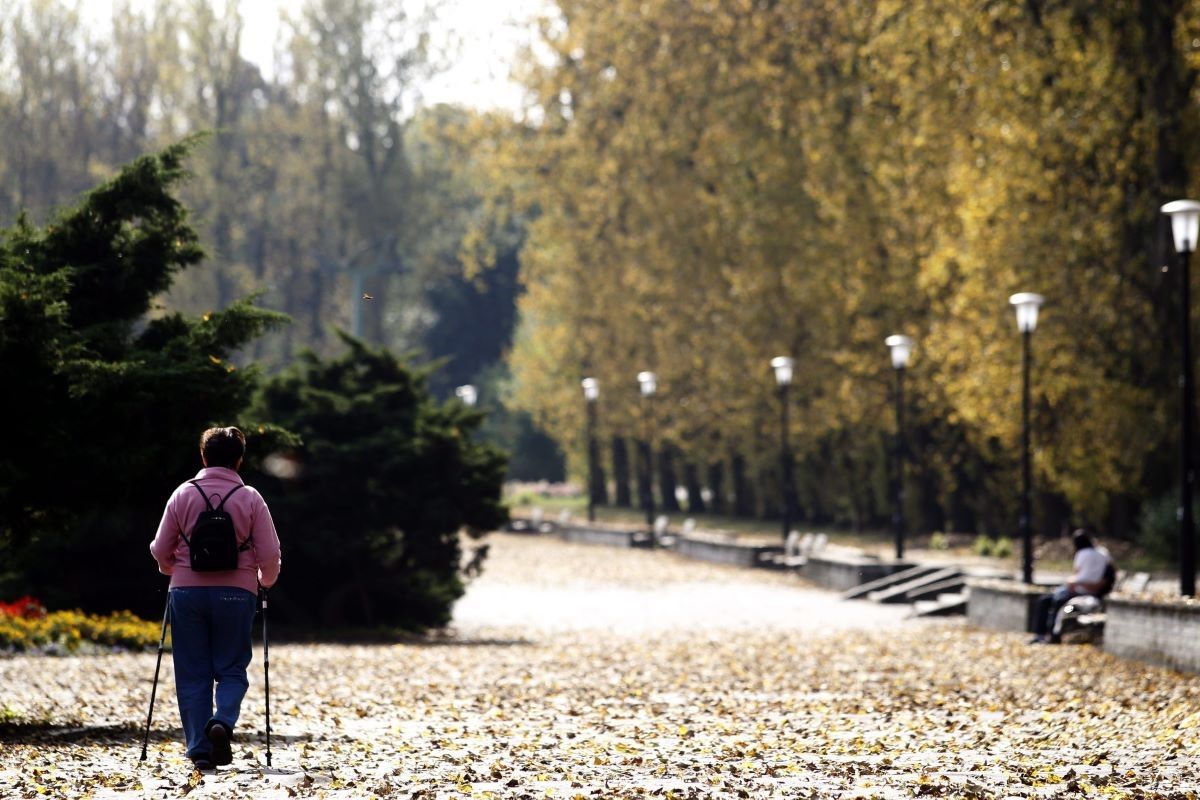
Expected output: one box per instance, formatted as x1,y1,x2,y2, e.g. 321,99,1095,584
2,0,1199,581
0,0,566,483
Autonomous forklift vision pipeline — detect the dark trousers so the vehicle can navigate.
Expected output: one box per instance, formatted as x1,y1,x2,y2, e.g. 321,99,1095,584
1032,585,1078,638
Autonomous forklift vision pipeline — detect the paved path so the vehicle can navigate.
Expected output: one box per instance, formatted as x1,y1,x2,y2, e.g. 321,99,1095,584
454,533,912,634
2,533,1198,799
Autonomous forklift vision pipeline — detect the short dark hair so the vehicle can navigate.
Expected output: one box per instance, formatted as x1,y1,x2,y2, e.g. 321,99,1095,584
1072,527,1095,552
200,427,245,469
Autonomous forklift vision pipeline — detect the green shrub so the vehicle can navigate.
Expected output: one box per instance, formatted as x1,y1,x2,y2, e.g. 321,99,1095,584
928,532,950,551
250,335,508,631
974,535,995,557
1137,491,1191,564
992,536,1014,558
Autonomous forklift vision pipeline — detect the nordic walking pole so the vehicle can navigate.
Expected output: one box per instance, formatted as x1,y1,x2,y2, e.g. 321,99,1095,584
260,585,272,767
140,591,171,762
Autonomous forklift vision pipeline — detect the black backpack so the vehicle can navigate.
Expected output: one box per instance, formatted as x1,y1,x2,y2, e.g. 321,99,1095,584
180,481,250,572
1098,561,1117,597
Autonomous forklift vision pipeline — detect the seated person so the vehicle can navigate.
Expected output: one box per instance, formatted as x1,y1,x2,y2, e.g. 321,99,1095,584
1030,528,1114,644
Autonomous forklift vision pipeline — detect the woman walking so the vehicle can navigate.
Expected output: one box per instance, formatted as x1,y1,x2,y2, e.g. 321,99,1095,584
149,427,281,770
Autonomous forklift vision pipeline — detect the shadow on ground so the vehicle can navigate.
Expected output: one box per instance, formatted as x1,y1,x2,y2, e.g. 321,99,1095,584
0,721,319,747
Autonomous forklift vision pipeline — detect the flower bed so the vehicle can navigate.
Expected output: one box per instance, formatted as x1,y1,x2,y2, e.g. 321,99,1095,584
0,596,160,654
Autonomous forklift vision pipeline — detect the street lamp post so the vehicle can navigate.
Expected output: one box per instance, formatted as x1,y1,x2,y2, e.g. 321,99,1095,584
582,378,600,522
885,335,914,560
771,357,796,541
1009,293,1044,585
1162,199,1200,596
637,371,657,527
454,384,477,407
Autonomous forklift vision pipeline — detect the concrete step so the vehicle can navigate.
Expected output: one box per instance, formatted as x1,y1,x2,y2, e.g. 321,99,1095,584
912,592,968,617
904,576,967,603
841,564,934,600
869,567,964,604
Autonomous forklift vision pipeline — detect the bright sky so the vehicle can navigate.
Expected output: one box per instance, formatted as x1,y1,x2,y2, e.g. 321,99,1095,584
78,0,549,111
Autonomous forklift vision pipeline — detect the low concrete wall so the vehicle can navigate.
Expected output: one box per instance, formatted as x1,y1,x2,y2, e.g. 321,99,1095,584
800,553,908,592
1105,596,1200,674
557,525,640,548
674,535,783,569
966,580,1044,632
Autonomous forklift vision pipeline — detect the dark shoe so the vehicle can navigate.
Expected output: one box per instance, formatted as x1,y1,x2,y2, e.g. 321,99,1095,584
191,756,215,772
1028,635,1048,644
205,719,233,766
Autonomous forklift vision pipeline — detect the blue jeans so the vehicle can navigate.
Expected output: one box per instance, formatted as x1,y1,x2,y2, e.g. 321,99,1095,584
169,587,257,760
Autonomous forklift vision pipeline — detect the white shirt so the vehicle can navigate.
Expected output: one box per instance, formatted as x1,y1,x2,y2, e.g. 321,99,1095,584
1073,547,1110,584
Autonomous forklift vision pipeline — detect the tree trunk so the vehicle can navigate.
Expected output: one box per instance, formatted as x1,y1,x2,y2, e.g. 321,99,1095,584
612,436,632,507
732,453,754,517
658,444,681,512
758,462,780,521
637,439,653,516
684,461,706,514
1110,493,1133,540
707,461,727,515
841,439,863,533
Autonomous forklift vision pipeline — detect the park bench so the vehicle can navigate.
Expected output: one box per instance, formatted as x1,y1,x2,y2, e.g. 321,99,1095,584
1055,571,1151,642
777,531,827,567
630,514,669,547
654,515,676,548
504,506,559,534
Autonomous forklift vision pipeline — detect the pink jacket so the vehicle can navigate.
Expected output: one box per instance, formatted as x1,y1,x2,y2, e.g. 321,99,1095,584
150,466,281,595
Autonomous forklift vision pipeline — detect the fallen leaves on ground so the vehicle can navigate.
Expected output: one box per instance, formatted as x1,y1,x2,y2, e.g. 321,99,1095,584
1,534,1198,798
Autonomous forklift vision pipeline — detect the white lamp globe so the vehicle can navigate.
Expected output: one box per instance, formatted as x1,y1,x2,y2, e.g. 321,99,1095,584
885,335,914,370
1009,293,1045,334
455,384,478,407
770,356,795,386
1162,199,1200,254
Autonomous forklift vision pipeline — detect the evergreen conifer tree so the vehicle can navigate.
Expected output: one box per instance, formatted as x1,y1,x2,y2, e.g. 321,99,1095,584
250,333,508,630
0,143,286,614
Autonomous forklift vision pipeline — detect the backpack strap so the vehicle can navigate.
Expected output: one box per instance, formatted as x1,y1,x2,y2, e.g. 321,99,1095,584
215,483,245,510
188,480,215,511
178,481,211,549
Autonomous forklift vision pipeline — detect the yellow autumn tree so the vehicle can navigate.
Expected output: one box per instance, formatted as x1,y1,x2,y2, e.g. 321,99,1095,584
493,0,1199,536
